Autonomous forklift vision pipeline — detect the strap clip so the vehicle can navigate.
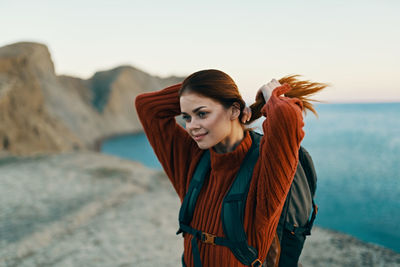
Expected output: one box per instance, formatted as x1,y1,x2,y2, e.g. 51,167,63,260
251,259,262,267
201,232,216,245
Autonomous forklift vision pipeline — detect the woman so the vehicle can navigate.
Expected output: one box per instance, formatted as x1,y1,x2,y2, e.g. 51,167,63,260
135,69,326,266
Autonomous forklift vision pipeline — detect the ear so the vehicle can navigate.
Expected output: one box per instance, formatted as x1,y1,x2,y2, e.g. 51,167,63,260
230,102,241,120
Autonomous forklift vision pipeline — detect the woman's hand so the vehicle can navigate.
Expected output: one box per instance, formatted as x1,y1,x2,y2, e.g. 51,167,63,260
256,79,282,103
241,106,252,123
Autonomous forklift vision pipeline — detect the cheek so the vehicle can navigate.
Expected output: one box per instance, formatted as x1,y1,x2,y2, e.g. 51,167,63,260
204,114,222,130
206,114,231,136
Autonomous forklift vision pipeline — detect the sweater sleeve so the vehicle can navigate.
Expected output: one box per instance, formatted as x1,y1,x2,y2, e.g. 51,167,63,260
134,83,201,198
255,83,305,233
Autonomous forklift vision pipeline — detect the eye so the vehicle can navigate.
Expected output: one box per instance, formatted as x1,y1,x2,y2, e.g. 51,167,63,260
182,114,191,122
198,111,207,118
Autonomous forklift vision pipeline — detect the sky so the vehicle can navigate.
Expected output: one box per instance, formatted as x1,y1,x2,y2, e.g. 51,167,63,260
1,0,399,103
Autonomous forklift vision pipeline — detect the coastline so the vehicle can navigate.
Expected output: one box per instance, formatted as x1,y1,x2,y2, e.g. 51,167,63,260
93,130,144,152
98,130,400,253
0,151,399,266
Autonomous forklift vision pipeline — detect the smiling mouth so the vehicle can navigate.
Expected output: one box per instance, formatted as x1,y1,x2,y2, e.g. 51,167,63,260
192,133,207,141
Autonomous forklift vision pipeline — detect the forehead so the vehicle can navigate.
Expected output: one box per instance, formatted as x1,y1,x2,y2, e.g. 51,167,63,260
179,93,222,112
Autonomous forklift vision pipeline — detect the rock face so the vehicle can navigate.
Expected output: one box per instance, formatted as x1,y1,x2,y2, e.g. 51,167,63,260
0,42,183,155
0,43,83,155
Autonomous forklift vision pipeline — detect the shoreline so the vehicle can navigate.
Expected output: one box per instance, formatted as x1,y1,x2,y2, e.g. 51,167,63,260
2,128,399,255
97,131,399,254
93,130,144,152
0,151,399,266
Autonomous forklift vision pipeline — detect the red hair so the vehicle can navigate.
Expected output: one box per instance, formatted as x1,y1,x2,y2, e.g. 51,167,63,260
180,70,328,124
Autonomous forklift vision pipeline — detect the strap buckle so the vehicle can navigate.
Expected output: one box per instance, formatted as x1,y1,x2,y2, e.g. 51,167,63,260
251,259,262,267
201,232,216,245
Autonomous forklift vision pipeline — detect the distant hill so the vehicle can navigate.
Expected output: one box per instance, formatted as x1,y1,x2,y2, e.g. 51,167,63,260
0,42,184,156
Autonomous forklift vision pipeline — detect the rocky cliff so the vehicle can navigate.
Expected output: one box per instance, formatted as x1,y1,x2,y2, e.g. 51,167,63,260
0,42,183,155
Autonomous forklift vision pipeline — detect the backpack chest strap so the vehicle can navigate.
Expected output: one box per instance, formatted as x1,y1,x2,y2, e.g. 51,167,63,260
178,223,262,267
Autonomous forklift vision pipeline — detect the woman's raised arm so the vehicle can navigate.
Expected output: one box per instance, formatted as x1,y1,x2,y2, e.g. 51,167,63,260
254,82,305,229
135,83,202,199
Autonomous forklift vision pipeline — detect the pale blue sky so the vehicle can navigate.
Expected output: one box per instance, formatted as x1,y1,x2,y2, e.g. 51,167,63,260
1,0,399,102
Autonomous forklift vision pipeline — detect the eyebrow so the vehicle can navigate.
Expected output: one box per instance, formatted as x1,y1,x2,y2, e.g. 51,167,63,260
181,106,207,115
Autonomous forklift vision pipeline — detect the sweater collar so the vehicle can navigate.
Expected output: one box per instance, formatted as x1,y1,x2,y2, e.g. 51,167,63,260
209,130,252,172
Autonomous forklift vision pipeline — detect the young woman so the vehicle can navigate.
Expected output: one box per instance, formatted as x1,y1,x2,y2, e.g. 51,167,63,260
135,69,326,267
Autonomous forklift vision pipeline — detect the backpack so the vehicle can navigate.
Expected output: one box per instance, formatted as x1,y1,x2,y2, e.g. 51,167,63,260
266,141,318,267
176,131,317,267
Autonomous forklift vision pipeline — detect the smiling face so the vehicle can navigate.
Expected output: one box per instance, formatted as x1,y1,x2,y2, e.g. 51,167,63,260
180,92,235,150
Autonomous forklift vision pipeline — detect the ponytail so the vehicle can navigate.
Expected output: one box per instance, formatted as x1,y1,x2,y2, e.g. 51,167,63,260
245,75,328,124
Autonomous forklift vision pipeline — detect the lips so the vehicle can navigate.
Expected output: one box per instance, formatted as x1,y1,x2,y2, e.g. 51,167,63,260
192,133,208,141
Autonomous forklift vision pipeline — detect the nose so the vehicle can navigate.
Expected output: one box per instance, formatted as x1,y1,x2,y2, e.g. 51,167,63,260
186,118,200,131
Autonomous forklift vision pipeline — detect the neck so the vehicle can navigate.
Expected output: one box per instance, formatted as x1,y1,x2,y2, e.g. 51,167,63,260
213,121,245,154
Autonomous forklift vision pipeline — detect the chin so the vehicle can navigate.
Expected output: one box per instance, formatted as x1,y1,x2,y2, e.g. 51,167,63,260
195,141,213,150
196,143,210,150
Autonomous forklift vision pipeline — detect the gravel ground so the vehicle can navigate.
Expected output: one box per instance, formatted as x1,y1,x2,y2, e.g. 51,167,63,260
0,152,399,267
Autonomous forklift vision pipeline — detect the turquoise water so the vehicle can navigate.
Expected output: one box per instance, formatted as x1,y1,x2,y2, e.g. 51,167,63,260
101,103,400,252
101,133,162,169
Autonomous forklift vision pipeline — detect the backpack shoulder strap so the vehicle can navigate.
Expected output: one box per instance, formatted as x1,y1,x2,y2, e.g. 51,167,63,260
298,146,318,233
177,150,210,229
221,131,262,265
298,146,317,196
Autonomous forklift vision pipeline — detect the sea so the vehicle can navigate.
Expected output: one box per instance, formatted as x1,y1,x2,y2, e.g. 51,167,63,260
101,103,400,252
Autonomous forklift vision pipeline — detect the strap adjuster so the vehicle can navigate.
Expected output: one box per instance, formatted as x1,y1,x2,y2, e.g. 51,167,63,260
201,232,216,245
251,259,262,267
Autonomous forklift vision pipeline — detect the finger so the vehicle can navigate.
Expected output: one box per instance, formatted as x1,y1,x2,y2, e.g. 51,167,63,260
241,110,246,123
246,107,252,122
241,107,251,123
241,114,249,123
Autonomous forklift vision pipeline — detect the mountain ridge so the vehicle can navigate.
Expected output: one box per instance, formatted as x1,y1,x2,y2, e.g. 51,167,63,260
0,42,184,155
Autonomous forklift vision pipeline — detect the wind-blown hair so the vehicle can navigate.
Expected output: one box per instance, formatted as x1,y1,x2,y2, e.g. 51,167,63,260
179,69,328,125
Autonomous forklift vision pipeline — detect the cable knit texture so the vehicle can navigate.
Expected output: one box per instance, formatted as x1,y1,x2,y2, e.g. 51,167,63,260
135,83,305,267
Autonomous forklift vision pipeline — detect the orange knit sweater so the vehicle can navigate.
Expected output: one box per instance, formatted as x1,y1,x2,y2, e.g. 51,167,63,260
135,83,304,267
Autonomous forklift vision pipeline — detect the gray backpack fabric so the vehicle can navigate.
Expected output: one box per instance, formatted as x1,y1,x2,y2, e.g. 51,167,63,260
268,146,318,267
